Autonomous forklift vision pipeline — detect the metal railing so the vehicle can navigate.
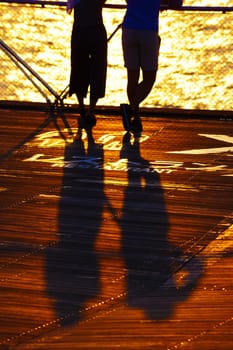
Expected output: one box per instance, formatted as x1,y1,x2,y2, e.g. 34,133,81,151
1,0,233,12
1,1,233,112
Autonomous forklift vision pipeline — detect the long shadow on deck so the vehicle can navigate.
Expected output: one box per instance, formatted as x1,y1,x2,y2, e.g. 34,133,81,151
45,128,203,328
46,127,104,326
120,132,203,320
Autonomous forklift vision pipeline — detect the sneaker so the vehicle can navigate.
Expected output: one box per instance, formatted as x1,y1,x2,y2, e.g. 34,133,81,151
120,103,132,131
131,117,143,134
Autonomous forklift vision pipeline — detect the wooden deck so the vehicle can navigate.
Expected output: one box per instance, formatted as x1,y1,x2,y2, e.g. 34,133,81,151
0,106,233,349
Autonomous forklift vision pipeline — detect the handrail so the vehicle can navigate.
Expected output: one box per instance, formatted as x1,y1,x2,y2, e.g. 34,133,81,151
0,39,60,101
0,18,123,105
0,0,233,12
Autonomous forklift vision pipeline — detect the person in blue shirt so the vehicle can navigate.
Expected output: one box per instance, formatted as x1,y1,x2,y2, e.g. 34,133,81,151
120,0,161,134
67,0,107,128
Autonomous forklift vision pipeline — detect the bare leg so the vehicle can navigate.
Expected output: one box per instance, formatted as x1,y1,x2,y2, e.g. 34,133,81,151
126,69,140,116
86,97,98,116
127,69,156,118
76,93,85,113
135,70,156,109
75,94,97,128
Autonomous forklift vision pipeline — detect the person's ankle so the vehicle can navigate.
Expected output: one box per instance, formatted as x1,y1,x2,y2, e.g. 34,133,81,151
130,105,139,118
86,108,95,116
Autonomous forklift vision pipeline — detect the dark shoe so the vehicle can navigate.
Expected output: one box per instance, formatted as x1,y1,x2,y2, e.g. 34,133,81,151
84,114,96,128
77,116,86,129
120,103,132,131
78,113,96,129
131,117,143,134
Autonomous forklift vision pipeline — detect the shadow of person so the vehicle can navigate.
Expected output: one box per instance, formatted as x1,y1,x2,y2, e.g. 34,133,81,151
45,126,104,327
119,132,203,320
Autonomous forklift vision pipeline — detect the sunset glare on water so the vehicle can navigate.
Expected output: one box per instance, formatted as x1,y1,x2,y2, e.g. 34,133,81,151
0,2,233,349
1,0,233,110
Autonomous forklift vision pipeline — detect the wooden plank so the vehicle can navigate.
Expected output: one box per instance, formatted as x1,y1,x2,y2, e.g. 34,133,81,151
0,108,232,349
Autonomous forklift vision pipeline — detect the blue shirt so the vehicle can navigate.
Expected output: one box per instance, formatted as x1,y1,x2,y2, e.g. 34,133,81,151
123,0,161,31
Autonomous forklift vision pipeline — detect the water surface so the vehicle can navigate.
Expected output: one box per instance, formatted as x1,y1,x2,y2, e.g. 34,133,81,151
1,0,232,110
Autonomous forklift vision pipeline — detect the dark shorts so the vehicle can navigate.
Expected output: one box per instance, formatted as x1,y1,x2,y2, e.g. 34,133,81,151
122,28,161,71
69,24,107,99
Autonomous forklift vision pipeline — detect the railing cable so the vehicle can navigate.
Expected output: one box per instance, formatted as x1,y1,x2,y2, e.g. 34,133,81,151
1,1,233,12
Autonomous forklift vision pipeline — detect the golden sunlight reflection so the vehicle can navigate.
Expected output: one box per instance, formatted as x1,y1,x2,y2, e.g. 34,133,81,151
0,1,232,110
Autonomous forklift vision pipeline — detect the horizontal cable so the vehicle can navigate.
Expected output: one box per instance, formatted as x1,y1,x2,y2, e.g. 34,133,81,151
0,0,233,12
